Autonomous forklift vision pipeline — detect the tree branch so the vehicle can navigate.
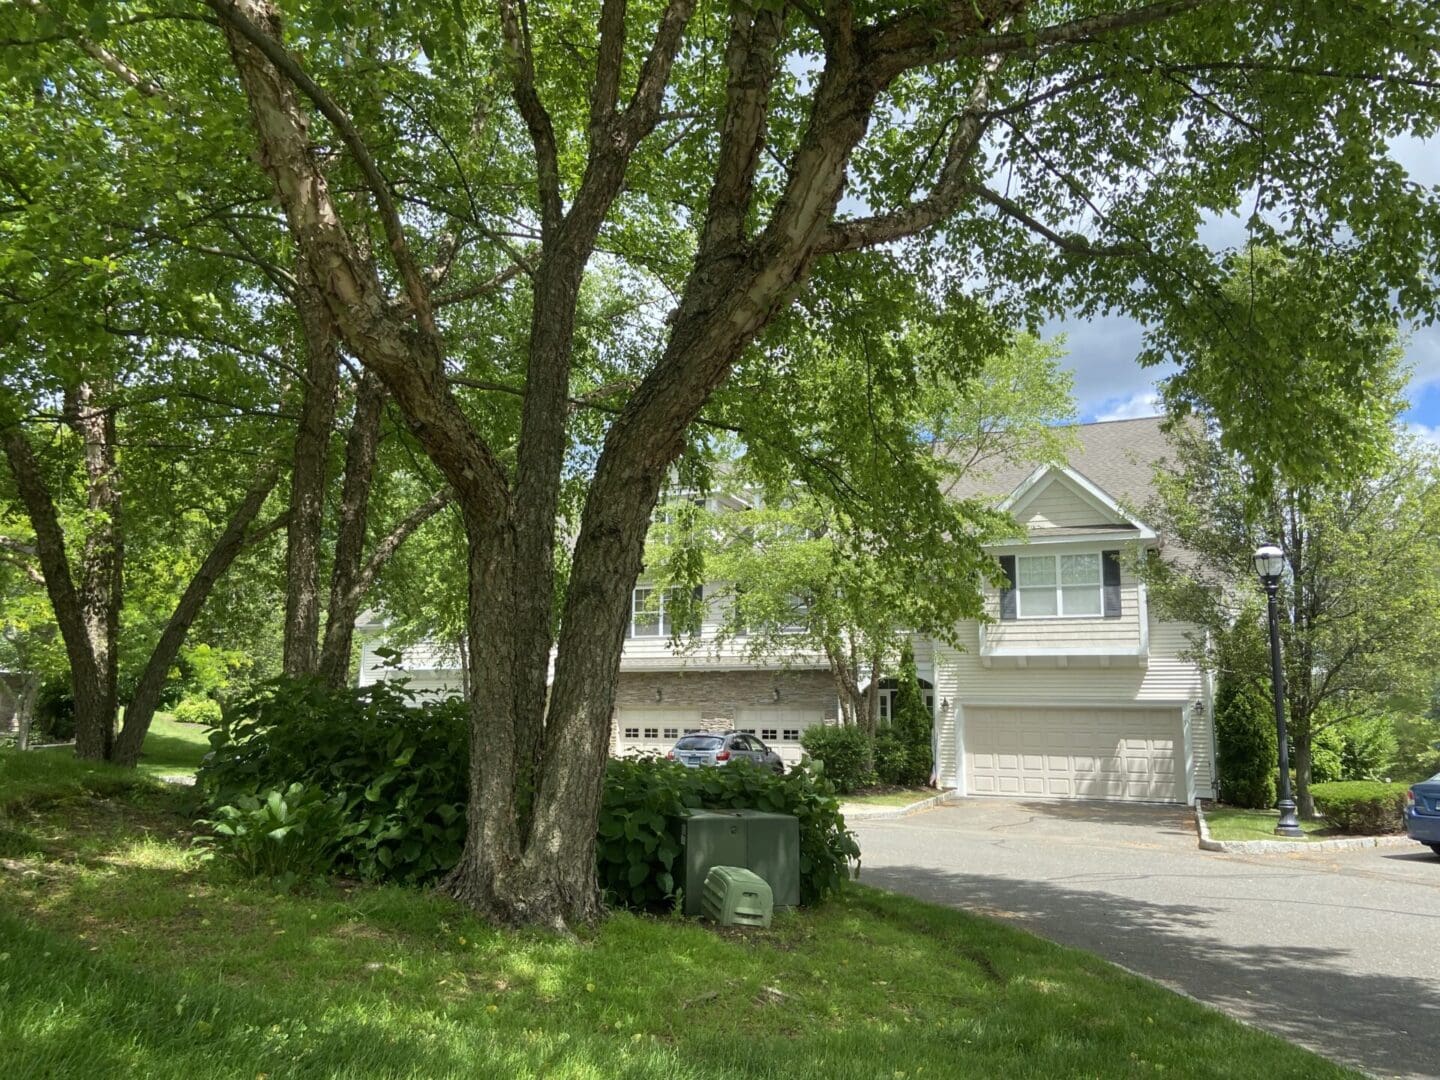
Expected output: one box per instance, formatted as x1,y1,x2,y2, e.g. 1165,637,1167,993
204,0,435,331
498,0,563,235
967,183,1148,257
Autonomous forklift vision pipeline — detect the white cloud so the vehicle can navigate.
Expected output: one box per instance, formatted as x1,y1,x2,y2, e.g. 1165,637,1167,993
1404,421,1440,447
1092,391,1164,422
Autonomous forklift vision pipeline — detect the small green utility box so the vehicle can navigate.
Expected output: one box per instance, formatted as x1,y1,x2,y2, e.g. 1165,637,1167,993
678,809,799,916
701,865,773,928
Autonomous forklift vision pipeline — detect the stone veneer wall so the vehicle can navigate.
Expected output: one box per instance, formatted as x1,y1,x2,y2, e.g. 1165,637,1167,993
610,668,837,749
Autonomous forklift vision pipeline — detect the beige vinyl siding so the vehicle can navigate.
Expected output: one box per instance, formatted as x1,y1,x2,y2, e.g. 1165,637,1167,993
1015,478,1125,530
982,546,1145,653
357,637,463,694
934,618,1211,798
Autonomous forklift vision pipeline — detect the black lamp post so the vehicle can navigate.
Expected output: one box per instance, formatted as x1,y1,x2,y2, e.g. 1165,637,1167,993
1253,543,1304,838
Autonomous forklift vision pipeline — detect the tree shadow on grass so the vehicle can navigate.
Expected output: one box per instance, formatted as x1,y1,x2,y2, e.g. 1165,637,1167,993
860,861,1440,1079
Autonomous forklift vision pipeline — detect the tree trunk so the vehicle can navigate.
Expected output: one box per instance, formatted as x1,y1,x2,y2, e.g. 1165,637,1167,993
283,269,341,676
1,424,112,761
317,371,384,687
112,465,280,766
67,382,122,759
14,676,37,752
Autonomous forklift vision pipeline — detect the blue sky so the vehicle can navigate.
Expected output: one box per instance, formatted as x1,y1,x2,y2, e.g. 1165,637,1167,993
1049,135,1440,444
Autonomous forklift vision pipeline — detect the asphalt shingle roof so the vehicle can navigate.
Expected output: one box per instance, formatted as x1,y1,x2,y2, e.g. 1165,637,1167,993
945,416,1176,520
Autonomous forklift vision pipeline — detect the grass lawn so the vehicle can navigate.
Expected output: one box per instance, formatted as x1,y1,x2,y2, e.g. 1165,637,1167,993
842,786,942,807
0,757,1354,1079
1203,805,1332,842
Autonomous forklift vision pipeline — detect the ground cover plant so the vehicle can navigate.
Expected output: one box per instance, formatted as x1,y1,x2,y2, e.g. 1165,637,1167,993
0,758,1355,1080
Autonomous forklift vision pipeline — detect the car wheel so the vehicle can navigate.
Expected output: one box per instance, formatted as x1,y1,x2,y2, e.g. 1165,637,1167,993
1430,844,1440,857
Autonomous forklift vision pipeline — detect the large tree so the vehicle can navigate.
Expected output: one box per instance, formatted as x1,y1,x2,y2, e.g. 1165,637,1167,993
1147,421,1440,816
5,0,1440,925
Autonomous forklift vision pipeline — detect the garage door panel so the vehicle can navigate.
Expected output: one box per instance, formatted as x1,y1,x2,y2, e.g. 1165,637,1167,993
615,708,702,757
735,706,825,764
966,706,1183,803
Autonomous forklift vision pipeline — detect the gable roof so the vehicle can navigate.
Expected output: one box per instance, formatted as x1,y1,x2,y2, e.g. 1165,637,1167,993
944,415,1175,520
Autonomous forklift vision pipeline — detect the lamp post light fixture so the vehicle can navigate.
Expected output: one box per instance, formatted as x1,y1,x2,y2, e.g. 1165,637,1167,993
1253,542,1304,838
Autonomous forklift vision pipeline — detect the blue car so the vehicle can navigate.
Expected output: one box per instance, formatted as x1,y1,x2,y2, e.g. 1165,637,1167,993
1405,773,1440,856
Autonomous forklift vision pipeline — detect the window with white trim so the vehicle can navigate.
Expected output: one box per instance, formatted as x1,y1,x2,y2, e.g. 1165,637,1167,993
761,728,778,741
623,727,640,739
628,587,679,637
662,727,678,740
782,728,801,742
1016,553,1102,617
643,727,659,739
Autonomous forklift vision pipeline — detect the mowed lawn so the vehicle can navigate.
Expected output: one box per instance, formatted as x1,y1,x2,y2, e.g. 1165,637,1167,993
0,753,1354,1079
1203,806,1331,842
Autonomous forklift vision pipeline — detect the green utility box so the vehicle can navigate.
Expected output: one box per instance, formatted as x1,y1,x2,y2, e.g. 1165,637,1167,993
678,809,799,916
701,865,773,928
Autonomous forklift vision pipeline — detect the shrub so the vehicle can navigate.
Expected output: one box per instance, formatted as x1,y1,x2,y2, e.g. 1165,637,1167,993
1330,712,1399,781
888,641,934,784
799,725,875,793
1310,780,1409,834
172,695,223,727
873,731,928,787
598,756,859,909
1214,677,1276,809
33,679,75,742
199,678,468,884
196,782,350,886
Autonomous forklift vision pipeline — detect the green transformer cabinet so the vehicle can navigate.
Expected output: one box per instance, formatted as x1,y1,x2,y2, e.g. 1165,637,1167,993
678,809,800,916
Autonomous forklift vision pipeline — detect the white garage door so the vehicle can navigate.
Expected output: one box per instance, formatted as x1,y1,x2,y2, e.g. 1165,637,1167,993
615,708,702,758
965,706,1183,802
735,706,825,765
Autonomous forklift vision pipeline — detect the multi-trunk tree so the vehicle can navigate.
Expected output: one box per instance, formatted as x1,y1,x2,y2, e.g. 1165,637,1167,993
5,0,1440,925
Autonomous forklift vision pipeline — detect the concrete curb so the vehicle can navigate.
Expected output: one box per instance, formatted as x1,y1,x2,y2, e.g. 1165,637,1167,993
1194,801,1414,854
840,789,963,822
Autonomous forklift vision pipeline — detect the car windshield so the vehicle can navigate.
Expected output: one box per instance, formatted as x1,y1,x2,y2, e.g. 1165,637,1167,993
674,735,723,750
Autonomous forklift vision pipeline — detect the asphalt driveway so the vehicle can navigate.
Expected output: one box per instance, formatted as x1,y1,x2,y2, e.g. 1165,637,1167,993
854,799,1440,1079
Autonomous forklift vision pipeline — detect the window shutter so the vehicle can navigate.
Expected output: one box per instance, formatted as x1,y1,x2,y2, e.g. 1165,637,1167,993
998,555,1017,621
1102,550,1122,618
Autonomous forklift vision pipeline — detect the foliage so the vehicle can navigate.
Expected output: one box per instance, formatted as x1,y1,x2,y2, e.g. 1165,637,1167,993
1146,401,1440,813
597,757,859,911
195,783,349,887
31,678,74,741
886,641,934,786
1391,710,1440,782
171,696,222,727
1156,247,1409,503
1213,676,1277,810
1309,781,1410,835
198,679,468,885
648,335,1070,725
799,726,877,794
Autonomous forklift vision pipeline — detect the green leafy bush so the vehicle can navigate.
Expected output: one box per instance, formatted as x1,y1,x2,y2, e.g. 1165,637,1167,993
1310,780,1409,834
873,731,927,787
33,679,76,742
598,757,859,909
800,725,875,793
172,695,223,727
196,782,349,886
1214,677,1277,809
199,678,468,884
1331,712,1399,781
1391,711,1440,782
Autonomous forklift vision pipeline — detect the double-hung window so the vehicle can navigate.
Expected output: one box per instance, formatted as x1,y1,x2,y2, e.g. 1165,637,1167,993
629,587,672,637
1016,553,1103,617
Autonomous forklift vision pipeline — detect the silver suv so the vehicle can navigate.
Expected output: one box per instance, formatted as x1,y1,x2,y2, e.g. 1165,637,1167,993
666,731,785,774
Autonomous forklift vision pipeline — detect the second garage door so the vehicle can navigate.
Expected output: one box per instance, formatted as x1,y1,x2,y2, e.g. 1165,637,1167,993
735,706,826,765
965,706,1184,802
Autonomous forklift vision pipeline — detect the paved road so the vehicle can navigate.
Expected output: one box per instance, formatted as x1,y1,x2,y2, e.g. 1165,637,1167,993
853,799,1440,1079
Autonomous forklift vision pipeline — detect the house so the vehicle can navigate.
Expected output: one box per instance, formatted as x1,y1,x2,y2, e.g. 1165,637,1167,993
357,416,1216,804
